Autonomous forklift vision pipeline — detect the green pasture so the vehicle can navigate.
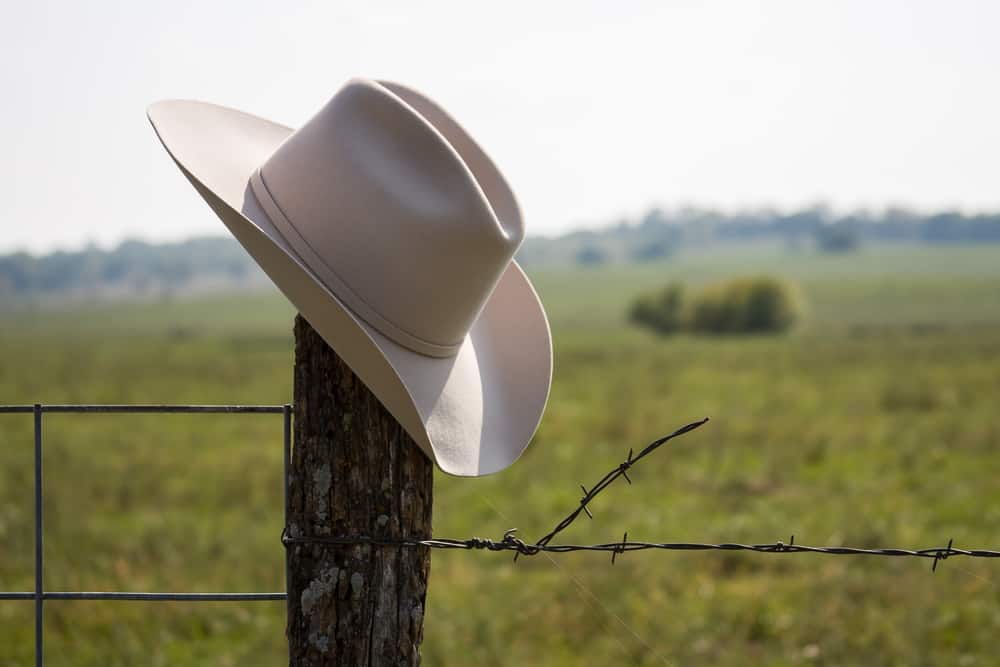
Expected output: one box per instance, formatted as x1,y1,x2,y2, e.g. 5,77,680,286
1,243,999,665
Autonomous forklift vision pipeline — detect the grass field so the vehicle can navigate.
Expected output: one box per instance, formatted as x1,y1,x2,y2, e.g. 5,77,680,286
2,242,999,666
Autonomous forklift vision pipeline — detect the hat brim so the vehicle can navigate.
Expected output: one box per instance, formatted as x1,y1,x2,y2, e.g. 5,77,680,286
147,100,552,476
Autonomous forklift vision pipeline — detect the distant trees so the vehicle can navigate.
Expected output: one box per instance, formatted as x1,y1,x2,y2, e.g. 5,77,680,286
529,205,1000,267
628,208,678,262
530,205,1000,268
630,277,801,335
815,223,861,253
575,245,609,267
5,203,1000,300
629,239,674,262
0,237,262,298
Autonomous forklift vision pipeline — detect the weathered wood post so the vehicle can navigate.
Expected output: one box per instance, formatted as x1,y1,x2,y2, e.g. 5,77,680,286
286,314,434,665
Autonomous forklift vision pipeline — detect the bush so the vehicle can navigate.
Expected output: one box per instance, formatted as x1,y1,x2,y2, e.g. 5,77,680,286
630,277,801,336
629,282,685,334
688,277,800,334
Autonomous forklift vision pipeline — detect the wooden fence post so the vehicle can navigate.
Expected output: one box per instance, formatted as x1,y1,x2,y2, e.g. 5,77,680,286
286,314,433,666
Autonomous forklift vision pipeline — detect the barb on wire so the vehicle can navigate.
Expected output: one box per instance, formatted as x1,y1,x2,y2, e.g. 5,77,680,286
281,416,1000,572
532,417,709,552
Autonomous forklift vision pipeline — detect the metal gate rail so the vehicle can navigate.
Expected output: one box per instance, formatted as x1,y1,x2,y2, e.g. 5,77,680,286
0,403,293,667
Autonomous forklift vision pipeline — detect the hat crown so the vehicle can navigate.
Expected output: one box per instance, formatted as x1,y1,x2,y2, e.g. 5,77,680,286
254,79,523,356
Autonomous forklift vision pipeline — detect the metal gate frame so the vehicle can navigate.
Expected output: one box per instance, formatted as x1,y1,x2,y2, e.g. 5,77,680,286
0,403,293,666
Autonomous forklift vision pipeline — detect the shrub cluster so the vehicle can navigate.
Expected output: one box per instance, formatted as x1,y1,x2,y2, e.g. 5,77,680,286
629,283,685,334
630,277,801,335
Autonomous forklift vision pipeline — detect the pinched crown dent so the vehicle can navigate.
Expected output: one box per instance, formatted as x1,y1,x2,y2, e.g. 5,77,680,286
255,78,521,355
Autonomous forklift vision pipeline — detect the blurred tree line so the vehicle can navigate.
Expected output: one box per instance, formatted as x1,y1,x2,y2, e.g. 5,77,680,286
0,237,262,299
2,206,999,298
518,205,1000,267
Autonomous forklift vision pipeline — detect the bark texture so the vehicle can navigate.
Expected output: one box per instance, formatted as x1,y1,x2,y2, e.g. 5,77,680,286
287,314,433,666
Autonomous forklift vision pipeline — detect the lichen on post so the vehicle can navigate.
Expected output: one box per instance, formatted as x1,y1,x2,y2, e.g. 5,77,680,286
286,314,433,666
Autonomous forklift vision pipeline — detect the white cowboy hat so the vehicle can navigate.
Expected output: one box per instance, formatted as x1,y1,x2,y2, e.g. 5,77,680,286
147,78,552,476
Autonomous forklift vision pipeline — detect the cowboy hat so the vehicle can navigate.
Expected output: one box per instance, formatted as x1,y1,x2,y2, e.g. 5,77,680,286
147,78,551,476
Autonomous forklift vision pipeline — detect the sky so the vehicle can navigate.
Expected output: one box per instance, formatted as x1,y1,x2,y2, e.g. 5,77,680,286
1,0,998,254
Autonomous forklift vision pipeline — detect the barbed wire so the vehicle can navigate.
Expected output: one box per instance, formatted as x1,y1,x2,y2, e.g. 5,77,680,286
281,417,1000,572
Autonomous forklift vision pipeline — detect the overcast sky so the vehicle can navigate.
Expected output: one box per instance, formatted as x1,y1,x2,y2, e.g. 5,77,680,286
1,0,998,253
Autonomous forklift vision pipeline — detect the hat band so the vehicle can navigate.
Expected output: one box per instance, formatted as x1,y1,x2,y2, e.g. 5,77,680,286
249,168,463,358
